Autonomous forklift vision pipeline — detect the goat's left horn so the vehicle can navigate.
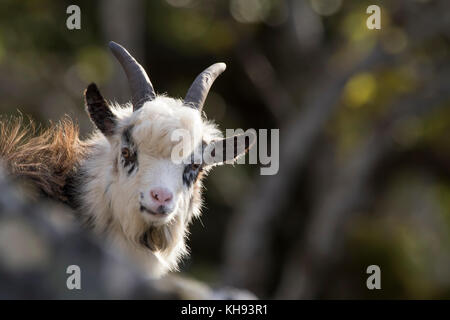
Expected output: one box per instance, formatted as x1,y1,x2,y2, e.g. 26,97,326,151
109,41,156,111
184,63,226,112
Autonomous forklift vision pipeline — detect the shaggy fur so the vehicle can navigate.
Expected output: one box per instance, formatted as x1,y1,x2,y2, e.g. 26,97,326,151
0,97,228,277
0,115,86,203
71,98,222,276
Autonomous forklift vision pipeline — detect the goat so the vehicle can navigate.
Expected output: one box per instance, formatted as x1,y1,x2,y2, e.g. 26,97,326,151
0,41,255,277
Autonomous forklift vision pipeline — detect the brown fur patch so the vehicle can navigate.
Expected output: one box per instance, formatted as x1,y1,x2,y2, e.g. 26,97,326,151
0,115,86,202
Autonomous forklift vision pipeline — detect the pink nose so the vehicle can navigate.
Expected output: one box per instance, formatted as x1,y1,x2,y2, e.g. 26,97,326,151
150,187,173,205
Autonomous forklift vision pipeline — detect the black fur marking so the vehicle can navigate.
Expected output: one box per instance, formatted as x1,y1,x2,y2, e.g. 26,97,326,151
182,141,207,187
122,126,133,144
141,230,152,251
182,163,201,187
84,83,116,136
121,126,139,176
63,166,97,230
127,163,136,175
63,166,86,210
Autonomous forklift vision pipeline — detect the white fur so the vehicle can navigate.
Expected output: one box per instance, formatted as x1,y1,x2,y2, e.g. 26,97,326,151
78,96,221,277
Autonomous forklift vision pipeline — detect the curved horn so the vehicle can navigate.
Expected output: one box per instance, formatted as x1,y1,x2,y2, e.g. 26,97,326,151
109,41,155,111
184,63,226,112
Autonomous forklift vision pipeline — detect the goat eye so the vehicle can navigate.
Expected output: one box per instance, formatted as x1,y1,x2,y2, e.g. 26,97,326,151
121,147,130,159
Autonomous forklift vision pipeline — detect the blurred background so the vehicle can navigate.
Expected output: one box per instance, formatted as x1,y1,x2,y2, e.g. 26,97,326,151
0,0,449,299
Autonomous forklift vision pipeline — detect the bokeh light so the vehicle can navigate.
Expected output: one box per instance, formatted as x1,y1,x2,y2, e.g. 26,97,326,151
230,0,272,23
310,0,342,16
343,72,377,108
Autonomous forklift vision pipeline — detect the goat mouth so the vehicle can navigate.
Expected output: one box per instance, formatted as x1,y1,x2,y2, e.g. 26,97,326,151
139,203,170,216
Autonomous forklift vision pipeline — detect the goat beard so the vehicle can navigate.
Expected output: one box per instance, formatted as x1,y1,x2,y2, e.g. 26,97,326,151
141,215,184,253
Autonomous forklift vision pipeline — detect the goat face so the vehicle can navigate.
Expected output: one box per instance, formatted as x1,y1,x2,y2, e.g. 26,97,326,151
83,42,255,260
107,96,215,227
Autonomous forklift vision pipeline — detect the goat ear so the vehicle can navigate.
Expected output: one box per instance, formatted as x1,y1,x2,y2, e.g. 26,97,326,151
84,83,116,136
203,131,256,167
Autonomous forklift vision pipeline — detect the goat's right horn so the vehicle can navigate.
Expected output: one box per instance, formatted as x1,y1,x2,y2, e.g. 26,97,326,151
109,41,156,111
184,63,226,112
